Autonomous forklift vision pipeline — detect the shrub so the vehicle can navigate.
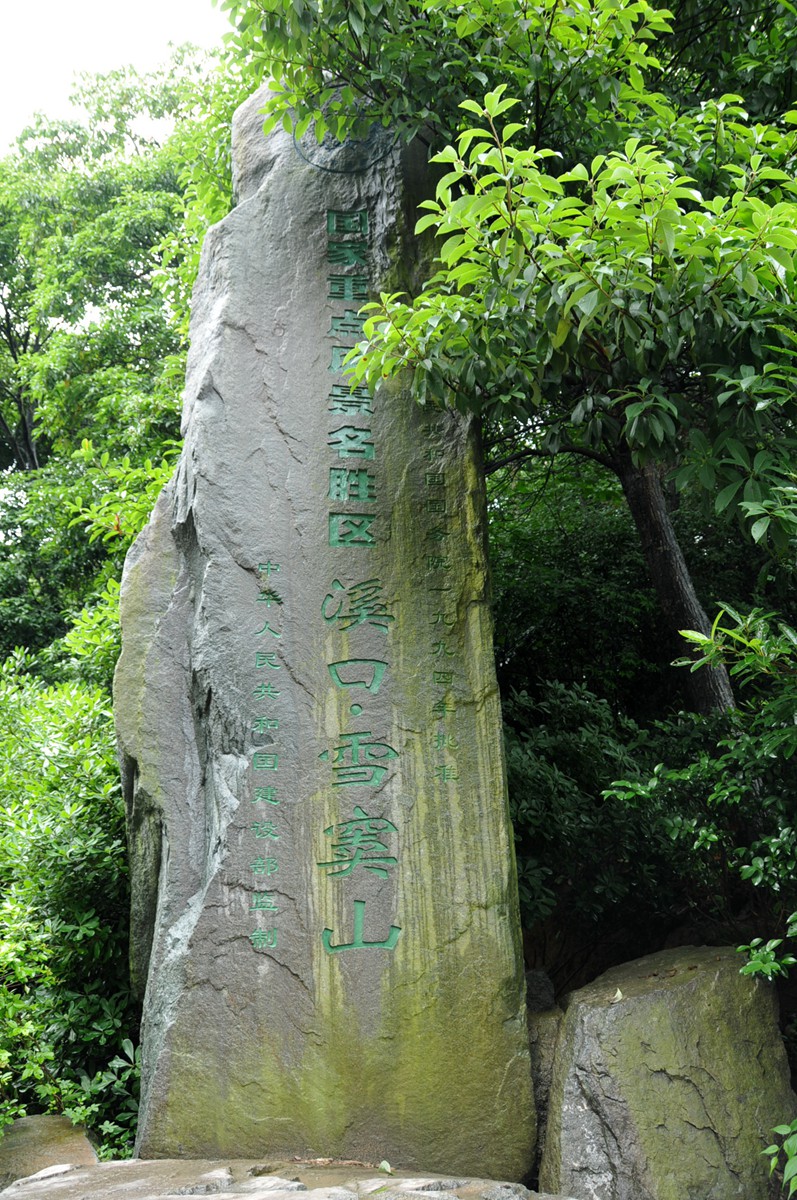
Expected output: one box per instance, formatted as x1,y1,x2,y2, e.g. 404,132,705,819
0,653,139,1154
504,682,695,986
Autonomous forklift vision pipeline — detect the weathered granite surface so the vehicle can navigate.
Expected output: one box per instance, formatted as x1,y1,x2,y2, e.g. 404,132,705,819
0,1117,96,1191
115,87,534,1175
0,1163,576,1200
539,945,796,1200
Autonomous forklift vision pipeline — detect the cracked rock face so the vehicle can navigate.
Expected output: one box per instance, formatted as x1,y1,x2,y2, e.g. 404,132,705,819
114,88,534,1177
538,945,796,1200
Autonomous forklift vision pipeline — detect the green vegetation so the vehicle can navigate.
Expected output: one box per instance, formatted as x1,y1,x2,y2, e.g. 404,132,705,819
766,1117,797,1197
0,46,249,1154
0,660,136,1153
2,0,797,1164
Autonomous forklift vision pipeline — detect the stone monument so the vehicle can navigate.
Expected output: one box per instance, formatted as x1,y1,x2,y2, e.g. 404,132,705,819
114,88,535,1177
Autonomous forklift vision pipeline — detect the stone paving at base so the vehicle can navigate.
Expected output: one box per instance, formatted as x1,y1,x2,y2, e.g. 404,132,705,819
0,1160,574,1200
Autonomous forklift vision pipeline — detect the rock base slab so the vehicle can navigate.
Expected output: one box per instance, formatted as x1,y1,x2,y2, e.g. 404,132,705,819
0,1162,576,1200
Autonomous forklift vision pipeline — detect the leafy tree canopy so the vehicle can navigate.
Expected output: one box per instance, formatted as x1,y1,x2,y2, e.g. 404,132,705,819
0,46,249,474
221,0,797,711
220,0,797,145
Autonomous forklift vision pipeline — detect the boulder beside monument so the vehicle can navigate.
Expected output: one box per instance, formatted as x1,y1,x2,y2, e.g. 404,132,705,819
114,88,536,1177
0,1116,96,1192
539,945,796,1200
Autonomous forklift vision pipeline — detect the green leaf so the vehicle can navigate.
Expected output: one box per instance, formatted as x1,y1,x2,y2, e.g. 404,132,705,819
715,481,742,514
552,319,570,349
575,288,600,318
559,163,589,183
455,12,481,36
750,516,771,542
783,1156,797,1183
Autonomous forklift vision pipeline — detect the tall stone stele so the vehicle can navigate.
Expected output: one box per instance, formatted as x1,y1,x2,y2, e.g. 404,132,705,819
115,88,535,1177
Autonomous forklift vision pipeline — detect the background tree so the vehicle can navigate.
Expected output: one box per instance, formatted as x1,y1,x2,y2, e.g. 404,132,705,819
222,0,797,713
0,72,186,473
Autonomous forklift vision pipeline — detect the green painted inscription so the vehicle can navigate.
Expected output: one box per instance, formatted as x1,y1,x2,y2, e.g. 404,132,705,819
327,659,387,692
319,730,398,786
328,275,368,301
327,468,376,502
328,513,376,547
250,927,278,950
253,786,279,805
321,900,401,954
327,210,369,235
328,310,367,337
321,578,393,632
317,805,398,878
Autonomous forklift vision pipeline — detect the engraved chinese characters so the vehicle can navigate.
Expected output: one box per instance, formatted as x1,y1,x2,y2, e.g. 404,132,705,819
320,208,401,956
249,560,283,948
244,208,403,963
326,209,376,553
116,90,535,1177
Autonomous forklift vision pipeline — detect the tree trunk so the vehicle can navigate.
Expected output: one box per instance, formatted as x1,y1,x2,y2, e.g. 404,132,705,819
0,394,39,471
616,456,735,714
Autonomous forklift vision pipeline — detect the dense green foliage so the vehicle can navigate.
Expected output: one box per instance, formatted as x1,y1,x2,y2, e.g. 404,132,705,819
0,47,249,1155
489,441,797,987
488,458,773,717
0,658,136,1150
666,606,797,920
356,97,797,518
493,470,797,987
494,470,797,988
221,0,670,151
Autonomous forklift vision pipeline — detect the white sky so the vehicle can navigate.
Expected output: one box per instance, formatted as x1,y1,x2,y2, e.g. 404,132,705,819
0,0,234,152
